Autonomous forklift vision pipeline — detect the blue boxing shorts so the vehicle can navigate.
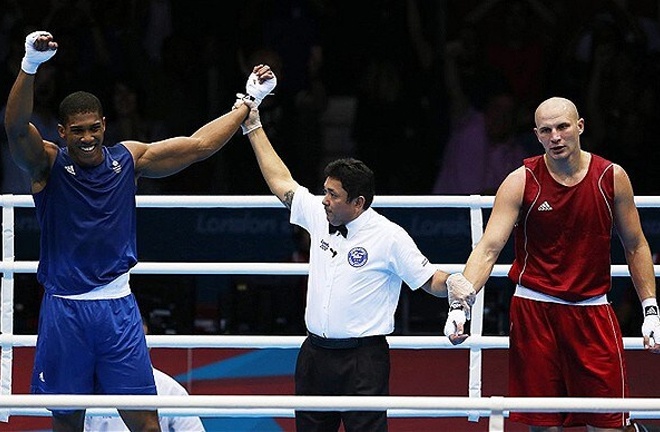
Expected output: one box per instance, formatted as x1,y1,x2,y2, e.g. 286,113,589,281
31,291,156,415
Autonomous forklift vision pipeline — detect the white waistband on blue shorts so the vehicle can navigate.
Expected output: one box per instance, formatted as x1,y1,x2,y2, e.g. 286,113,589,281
514,284,608,306
54,273,131,300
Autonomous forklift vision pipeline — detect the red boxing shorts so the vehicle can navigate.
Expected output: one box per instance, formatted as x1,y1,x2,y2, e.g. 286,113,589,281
508,295,629,429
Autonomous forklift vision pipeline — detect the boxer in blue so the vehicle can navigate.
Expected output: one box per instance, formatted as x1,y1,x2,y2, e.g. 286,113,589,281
4,30,276,432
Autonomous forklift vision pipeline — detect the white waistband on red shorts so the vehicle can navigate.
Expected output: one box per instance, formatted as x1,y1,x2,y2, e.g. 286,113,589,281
514,284,608,306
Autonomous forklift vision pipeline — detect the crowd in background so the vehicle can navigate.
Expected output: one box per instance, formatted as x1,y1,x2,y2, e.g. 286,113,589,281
2,0,660,196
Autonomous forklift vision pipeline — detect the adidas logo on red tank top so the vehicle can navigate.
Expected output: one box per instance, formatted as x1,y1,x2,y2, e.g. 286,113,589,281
537,201,553,211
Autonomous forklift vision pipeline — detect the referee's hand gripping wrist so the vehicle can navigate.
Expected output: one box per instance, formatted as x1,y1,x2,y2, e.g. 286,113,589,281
233,93,262,135
446,273,476,320
22,31,57,75
641,298,660,353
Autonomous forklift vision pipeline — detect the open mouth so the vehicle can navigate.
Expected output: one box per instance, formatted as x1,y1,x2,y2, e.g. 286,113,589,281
79,145,96,152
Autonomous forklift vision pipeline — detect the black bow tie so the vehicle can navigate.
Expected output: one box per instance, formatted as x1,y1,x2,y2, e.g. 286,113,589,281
329,223,348,238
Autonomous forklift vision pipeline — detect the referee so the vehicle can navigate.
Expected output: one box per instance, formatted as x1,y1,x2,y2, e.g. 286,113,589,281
236,71,450,432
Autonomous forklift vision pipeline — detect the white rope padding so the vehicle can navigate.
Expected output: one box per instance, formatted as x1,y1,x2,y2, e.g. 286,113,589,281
0,262,653,277
2,395,660,422
2,394,660,412
17,408,660,420
0,194,657,208
0,334,646,350
7,395,660,432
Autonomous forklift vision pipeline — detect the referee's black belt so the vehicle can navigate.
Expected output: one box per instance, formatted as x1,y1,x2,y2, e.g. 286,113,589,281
307,332,385,349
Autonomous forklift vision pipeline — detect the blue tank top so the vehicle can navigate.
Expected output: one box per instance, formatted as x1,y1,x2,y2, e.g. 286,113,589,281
33,144,138,295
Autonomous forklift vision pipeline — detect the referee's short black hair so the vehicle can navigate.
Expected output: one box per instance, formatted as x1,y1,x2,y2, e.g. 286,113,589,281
324,158,375,209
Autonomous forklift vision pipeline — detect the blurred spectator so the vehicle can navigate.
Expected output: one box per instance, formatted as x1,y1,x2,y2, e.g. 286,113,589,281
0,0,24,67
470,0,557,115
400,0,447,193
140,0,172,64
91,0,148,81
351,0,451,194
352,46,405,194
574,0,649,65
259,0,324,101
432,93,533,196
583,14,640,154
104,77,170,194
105,78,169,145
216,47,286,195
0,23,34,103
351,1,410,194
140,32,211,194
236,0,328,190
144,33,206,138
44,0,112,96
579,3,660,194
285,42,328,189
432,36,534,195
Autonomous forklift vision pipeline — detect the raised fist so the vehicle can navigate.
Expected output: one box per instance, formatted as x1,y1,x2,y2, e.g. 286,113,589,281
22,31,57,74
245,65,277,107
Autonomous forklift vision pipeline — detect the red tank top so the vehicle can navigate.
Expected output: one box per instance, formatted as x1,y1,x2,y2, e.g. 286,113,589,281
508,154,615,301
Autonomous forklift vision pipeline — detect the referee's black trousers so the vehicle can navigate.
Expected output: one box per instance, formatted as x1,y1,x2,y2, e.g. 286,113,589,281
295,335,389,432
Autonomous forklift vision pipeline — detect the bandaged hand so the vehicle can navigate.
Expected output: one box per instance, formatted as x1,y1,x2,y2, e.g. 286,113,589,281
444,301,469,345
22,31,57,74
233,93,262,135
446,273,477,320
245,65,277,107
641,298,660,352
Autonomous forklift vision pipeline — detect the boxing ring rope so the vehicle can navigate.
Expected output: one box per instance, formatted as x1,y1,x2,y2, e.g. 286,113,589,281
2,194,660,430
3,395,660,432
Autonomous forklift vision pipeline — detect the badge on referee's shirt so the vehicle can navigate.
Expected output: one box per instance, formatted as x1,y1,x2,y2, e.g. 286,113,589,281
348,247,368,267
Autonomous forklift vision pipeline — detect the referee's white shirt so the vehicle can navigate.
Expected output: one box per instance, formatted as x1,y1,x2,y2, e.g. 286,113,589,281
291,186,436,339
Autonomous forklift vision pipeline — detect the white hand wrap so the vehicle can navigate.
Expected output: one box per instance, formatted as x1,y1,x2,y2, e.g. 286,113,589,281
444,301,468,337
245,71,277,107
642,298,660,347
22,31,57,74
446,273,476,320
234,93,262,135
